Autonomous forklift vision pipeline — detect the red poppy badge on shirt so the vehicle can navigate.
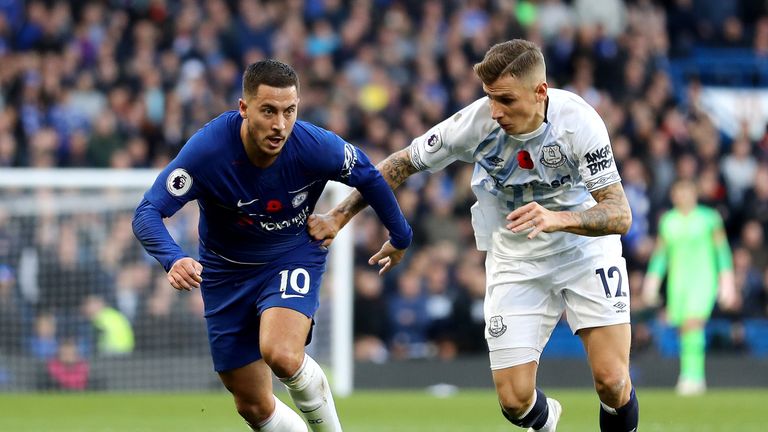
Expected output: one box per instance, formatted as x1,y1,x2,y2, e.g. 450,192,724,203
517,150,534,169
265,199,283,212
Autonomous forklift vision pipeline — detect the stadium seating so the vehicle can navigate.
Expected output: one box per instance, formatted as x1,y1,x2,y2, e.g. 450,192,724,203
541,321,586,359
650,320,680,357
667,47,768,100
744,319,768,357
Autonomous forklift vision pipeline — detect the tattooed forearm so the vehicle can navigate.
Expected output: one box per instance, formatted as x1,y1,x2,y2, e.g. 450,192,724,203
560,183,632,236
332,148,420,228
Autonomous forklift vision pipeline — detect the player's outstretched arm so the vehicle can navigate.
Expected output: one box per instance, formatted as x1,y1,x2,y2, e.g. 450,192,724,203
308,148,419,244
506,182,632,239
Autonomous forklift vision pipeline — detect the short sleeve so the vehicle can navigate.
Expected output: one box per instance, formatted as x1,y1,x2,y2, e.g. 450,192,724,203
570,101,622,192
409,97,498,173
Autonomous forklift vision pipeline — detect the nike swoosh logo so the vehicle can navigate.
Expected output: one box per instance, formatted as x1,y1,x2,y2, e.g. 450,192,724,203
281,292,304,299
237,198,259,207
299,407,321,413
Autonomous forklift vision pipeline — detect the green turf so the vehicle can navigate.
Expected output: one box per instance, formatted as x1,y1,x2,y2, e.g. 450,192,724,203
0,388,764,431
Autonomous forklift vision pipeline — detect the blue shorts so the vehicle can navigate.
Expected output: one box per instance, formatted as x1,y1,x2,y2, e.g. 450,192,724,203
199,241,328,372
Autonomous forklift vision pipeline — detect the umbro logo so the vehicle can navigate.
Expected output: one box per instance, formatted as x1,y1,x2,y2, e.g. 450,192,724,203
486,156,505,167
614,301,627,310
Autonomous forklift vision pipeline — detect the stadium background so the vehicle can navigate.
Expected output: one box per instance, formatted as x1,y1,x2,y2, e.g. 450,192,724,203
0,0,767,429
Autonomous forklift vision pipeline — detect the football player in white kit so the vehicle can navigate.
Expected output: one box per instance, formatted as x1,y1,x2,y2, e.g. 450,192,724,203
309,39,639,432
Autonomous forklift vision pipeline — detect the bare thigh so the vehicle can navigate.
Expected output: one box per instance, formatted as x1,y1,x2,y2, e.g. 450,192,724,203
260,306,313,378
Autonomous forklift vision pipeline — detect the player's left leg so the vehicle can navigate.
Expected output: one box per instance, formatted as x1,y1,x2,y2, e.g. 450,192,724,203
578,324,638,432
676,317,707,395
260,307,342,432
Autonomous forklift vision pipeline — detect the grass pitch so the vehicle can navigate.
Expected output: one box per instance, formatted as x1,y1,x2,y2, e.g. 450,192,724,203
0,388,763,431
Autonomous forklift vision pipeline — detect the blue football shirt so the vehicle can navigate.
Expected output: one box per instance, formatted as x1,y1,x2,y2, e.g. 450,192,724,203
134,111,411,270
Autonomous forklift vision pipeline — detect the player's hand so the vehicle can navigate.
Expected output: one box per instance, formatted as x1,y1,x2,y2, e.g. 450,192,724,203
168,257,203,291
307,213,341,247
369,240,406,275
642,286,660,308
505,201,559,239
717,272,739,311
642,274,662,308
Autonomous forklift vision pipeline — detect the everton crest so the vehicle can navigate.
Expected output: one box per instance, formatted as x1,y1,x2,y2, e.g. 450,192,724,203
488,315,507,337
539,144,566,168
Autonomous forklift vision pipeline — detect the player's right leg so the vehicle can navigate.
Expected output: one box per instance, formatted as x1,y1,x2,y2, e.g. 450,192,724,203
200,256,307,431
492,359,561,431
219,360,308,431
484,252,563,431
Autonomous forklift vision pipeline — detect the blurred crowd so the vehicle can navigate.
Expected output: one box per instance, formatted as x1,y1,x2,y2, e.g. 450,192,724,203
2,0,768,371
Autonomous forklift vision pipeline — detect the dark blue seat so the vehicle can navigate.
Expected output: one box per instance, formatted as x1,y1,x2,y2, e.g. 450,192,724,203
705,318,733,348
743,319,768,357
650,320,679,357
666,46,768,102
542,321,585,359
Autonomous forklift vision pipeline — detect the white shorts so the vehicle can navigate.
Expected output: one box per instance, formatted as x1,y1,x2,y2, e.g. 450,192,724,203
484,236,630,361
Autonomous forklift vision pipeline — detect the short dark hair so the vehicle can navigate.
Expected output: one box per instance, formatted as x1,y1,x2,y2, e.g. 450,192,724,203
242,59,300,99
473,39,545,85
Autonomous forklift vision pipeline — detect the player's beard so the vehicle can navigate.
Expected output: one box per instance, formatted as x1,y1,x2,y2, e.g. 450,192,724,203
249,120,276,148
244,120,282,165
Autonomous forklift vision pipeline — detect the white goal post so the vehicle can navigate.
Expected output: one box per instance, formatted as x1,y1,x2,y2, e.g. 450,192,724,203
0,168,355,395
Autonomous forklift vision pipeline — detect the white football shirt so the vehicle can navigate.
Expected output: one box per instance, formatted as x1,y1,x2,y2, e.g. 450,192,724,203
409,88,622,258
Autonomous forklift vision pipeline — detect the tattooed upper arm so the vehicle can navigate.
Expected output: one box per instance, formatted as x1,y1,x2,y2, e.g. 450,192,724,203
378,147,421,189
562,182,632,236
331,148,420,226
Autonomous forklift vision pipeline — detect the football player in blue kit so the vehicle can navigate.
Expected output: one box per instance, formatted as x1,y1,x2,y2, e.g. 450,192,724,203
133,60,412,432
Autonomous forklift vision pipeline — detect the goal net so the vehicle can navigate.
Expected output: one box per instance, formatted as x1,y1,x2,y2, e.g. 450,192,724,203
0,168,353,394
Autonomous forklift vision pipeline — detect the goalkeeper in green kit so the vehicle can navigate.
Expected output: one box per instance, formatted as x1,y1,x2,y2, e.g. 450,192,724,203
643,180,737,395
